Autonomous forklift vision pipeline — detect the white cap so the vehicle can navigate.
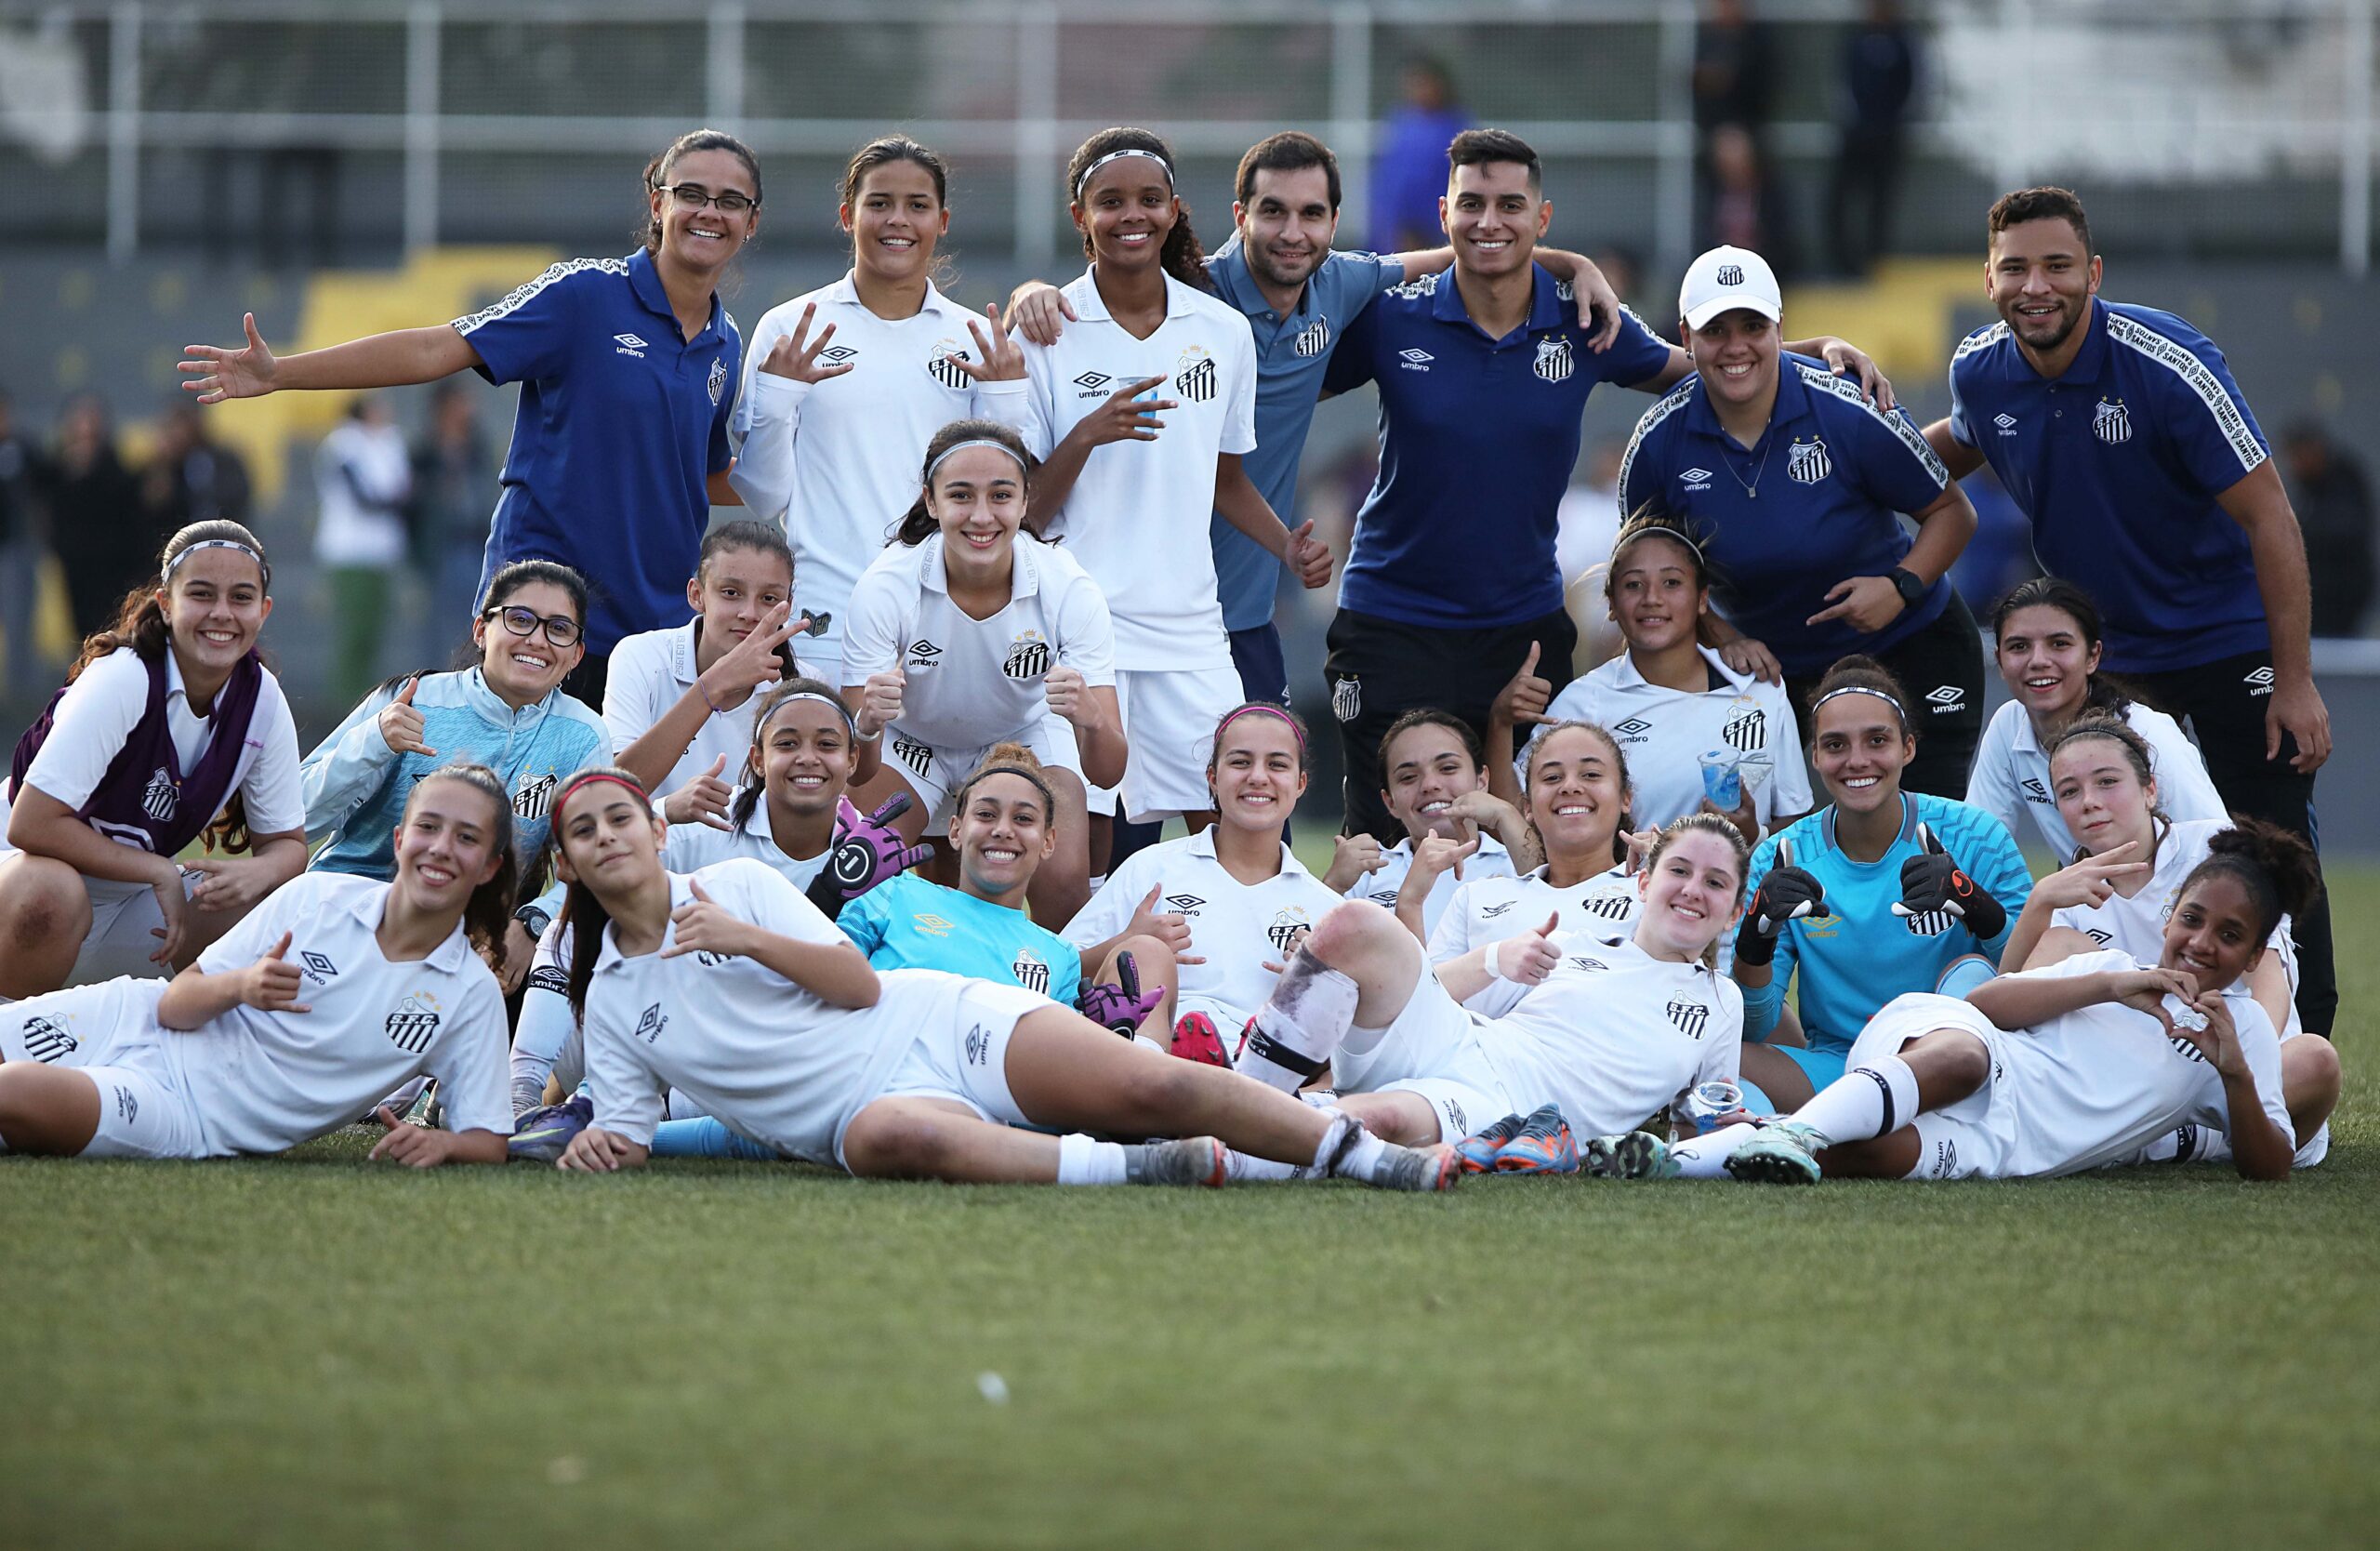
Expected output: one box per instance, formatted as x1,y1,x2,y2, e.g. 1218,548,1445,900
1679,245,1782,330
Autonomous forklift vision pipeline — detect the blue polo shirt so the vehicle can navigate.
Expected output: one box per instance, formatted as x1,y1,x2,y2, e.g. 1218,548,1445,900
1948,298,2271,673
1205,238,1405,631
1620,353,1952,676
1322,266,1673,629
456,247,742,657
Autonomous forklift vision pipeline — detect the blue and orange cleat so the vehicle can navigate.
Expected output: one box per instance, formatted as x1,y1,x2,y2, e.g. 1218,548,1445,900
1492,1104,1579,1174
1453,1111,1528,1173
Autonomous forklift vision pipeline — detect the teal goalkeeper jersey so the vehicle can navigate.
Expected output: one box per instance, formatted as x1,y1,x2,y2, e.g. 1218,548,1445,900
1741,791,2032,1052
837,873,1082,1006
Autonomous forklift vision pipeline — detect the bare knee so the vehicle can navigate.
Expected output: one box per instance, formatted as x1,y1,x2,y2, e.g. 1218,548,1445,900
1904,1029,1990,1107
843,1107,959,1179
1306,897,1396,966
1106,1052,1210,1134
0,859,88,948
2282,1036,2341,1135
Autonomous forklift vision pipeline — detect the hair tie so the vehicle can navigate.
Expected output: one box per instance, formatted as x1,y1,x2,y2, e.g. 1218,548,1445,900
1811,684,1908,730
1216,703,1306,754
925,438,1028,485
1074,147,1174,200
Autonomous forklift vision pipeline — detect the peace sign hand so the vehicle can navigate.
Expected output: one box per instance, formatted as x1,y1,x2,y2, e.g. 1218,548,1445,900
2034,840,2152,912
954,303,1026,384
696,600,800,713
179,312,280,403
760,302,855,386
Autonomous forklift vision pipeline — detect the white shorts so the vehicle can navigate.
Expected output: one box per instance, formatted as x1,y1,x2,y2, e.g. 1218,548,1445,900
881,714,1083,829
1334,968,1515,1145
0,979,210,1159
840,976,1051,1164
1089,665,1243,825
1845,992,2027,1179
42,870,199,987
1,975,171,1067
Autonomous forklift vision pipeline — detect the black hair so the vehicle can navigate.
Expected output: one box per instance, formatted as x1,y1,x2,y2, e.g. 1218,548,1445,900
727,678,853,833
1521,719,1635,867
893,419,1042,546
1988,185,2091,257
1379,708,1484,781
1990,576,2140,721
1807,654,1914,739
2044,712,2165,862
1066,126,1211,292
953,742,1058,830
551,766,654,1023
641,129,762,252
1235,131,1341,211
697,520,795,585
404,762,521,980
1448,127,1543,195
2179,818,2322,949
381,557,591,691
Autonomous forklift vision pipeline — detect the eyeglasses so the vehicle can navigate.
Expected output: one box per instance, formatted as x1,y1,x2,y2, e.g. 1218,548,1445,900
657,183,758,215
483,605,582,649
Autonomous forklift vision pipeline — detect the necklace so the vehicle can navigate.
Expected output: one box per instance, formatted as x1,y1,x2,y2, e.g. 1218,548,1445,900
1726,431,1776,500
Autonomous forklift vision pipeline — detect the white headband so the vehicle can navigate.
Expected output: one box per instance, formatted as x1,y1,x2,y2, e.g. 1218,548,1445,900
767,690,854,731
1074,147,1174,199
165,537,267,583
926,438,1027,484
1812,684,1908,728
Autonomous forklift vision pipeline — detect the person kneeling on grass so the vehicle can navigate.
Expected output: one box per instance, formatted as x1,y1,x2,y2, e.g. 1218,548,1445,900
1662,819,2313,1186
1223,813,1750,1178
544,767,1456,1190
0,765,516,1165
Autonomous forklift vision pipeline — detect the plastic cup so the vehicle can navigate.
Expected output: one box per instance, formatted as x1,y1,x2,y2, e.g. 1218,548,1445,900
1699,749,1743,811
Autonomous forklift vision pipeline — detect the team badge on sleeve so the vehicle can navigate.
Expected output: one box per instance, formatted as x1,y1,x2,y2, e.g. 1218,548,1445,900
707,357,728,404
2094,397,2132,444
1786,438,1832,484
385,993,443,1054
1174,346,1217,404
929,339,972,390
1002,632,1051,680
1532,336,1574,383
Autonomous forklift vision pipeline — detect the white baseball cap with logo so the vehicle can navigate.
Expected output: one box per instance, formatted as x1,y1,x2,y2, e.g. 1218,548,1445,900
1679,245,1783,330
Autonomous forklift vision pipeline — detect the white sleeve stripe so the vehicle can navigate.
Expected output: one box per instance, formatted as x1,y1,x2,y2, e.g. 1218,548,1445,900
1616,384,1696,513
453,258,630,335
2103,312,2269,476
1795,363,1949,486
1950,321,2008,365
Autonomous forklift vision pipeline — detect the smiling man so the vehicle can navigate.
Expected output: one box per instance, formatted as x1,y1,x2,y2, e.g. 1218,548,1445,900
1923,184,2335,1035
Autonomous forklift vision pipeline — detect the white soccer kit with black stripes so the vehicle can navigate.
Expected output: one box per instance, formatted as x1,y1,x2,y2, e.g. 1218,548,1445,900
1343,831,1517,939
1427,863,1643,969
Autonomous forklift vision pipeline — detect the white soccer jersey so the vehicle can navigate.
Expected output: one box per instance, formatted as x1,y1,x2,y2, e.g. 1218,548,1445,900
1342,832,1517,940
841,532,1117,752
1475,923,1744,1138
1427,862,1641,965
602,619,820,796
1966,699,2226,861
580,859,962,1164
1851,956,2292,1179
165,871,511,1154
728,274,990,668
1527,646,1812,832
976,268,1258,671
1062,827,1339,1028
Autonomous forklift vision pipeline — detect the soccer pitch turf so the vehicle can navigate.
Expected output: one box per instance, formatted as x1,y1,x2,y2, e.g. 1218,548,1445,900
4,875,2375,1548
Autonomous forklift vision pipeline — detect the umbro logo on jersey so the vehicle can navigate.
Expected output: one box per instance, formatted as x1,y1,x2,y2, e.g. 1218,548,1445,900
20,1015,75,1063
906,639,943,669
1164,894,1205,915
707,357,728,405
1716,264,1745,285
1266,910,1310,955
527,966,569,995
2021,776,2051,804
891,738,933,778
1786,438,1832,484
1902,908,1957,938
1396,348,1435,372
1722,709,1766,751
818,345,858,365
912,912,955,937
1666,999,1711,1041
1480,901,1515,918
1010,950,1051,997
633,1001,668,1044
964,1023,992,1066
141,766,178,823
1293,317,1331,357
1175,347,1217,404
2243,666,2275,696
301,950,338,986
614,333,647,357
2085,928,2113,946
1567,956,1609,972
1533,336,1575,384
1003,634,1051,680
1992,413,2019,435
1612,717,1653,742
1924,684,1966,712
1074,371,1114,397
2094,397,2132,444
1680,467,1714,491
386,994,442,1054
514,772,559,821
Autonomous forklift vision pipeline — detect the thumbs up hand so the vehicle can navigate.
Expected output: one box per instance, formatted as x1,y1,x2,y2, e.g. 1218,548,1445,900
1492,911,1563,987
240,931,312,1014
1490,642,1555,729
1893,820,2007,939
663,754,737,831
377,676,436,757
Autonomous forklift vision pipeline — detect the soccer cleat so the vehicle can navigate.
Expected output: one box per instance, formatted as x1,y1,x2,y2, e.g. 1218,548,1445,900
508,1094,593,1163
1129,1136,1228,1186
401,1080,444,1132
1492,1104,1579,1174
1580,1130,1678,1180
1453,1112,1528,1173
1373,1142,1461,1193
1168,1012,1233,1068
1722,1119,1827,1185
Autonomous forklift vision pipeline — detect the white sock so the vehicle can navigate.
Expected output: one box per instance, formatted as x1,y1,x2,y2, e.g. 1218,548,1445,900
1792,1055,1921,1147
1238,948,1358,1094
2148,1123,2231,1163
1056,1133,1129,1186
1223,1147,1299,1182
1313,1111,1394,1182
1671,1121,1761,1179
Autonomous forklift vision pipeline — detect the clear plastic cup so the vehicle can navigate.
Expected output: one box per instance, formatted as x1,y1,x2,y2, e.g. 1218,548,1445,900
1699,749,1743,811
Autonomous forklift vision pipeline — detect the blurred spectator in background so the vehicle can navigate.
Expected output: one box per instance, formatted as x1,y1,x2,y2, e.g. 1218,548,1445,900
314,394,414,703
1693,0,1777,137
0,390,50,690
1947,462,2039,615
1828,0,1919,276
1699,124,1800,279
2284,422,2374,636
408,380,496,644
1556,441,1628,671
1368,58,1470,255
40,393,145,641
1587,245,1644,311
141,401,252,532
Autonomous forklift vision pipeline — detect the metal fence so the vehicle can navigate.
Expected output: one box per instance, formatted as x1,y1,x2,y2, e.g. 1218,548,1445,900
0,0,2372,274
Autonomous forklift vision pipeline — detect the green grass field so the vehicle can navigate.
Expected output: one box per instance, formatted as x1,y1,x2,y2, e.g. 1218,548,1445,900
5,869,2376,1549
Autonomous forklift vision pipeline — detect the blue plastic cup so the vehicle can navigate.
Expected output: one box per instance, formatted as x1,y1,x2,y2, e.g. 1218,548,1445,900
1699,749,1743,811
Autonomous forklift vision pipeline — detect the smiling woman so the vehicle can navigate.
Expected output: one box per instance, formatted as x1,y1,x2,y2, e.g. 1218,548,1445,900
178,130,760,698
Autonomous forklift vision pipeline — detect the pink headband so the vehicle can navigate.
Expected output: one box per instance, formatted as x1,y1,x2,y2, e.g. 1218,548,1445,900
1216,703,1305,754
553,771,649,828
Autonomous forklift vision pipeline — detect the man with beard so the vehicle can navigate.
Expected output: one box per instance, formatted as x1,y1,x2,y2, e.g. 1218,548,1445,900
1922,184,2335,1036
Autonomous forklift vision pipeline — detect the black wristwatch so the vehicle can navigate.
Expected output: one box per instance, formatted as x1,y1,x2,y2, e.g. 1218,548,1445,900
513,904,552,940
1887,566,1927,608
